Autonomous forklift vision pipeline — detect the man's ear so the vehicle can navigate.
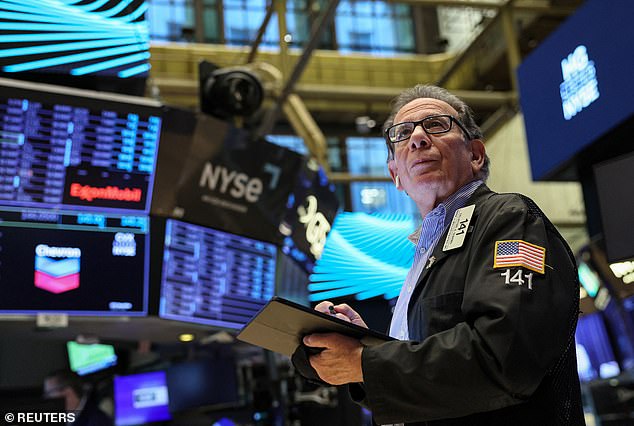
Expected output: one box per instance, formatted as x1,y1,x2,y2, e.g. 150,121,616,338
470,139,486,175
388,160,401,190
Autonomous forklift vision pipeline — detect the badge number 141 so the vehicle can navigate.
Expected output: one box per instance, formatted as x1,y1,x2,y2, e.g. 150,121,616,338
501,269,534,290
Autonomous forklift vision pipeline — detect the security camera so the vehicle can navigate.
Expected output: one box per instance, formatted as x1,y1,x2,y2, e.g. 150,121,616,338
199,60,264,120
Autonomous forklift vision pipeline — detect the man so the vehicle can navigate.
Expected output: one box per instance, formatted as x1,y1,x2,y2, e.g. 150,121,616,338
44,370,113,426
299,85,584,425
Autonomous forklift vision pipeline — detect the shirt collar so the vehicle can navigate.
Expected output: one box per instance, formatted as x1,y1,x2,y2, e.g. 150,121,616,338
407,180,483,245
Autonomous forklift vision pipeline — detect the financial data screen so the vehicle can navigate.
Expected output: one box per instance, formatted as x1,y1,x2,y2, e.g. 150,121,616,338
0,207,148,315
159,219,276,329
0,78,162,213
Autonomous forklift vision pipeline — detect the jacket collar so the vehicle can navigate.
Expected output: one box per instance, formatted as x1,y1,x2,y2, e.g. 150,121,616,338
416,184,495,275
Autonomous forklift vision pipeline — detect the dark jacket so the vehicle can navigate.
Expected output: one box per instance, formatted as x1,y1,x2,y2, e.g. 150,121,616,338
350,185,584,425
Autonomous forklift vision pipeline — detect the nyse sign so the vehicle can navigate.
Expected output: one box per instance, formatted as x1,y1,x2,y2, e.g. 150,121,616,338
199,162,264,202
559,45,600,120
297,195,331,259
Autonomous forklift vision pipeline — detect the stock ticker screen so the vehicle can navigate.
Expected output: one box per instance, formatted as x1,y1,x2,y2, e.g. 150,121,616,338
0,207,148,315
0,78,162,213
159,219,276,330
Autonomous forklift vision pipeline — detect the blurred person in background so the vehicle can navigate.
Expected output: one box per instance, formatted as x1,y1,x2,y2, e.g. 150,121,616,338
44,369,112,426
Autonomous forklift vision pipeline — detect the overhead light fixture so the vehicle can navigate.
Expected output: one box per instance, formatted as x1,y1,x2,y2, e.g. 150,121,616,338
355,116,376,134
178,333,195,343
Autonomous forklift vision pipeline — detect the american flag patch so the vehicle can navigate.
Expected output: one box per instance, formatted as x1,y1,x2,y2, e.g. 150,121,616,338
493,240,546,274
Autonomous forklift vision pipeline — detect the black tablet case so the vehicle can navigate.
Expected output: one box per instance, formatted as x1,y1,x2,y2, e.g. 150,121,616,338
237,296,392,357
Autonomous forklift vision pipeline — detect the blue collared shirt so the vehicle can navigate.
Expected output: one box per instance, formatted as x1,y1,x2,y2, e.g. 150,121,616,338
389,180,483,340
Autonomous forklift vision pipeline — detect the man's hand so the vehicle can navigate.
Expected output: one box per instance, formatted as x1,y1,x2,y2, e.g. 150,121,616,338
314,301,368,328
303,332,364,385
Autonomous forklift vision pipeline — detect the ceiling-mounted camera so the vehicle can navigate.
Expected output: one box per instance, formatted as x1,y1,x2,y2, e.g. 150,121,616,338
199,60,264,121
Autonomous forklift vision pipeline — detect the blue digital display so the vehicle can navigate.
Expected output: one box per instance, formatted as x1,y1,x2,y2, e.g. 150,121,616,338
0,0,150,78
575,312,620,382
0,207,149,315
159,219,277,330
559,45,600,121
516,0,634,180
0,78,162,214
114,371,171,426
308,212,416,301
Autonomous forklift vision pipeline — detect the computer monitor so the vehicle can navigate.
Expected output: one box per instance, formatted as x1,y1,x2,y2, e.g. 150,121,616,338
0,208,148,315
575,312,620,382
166,358,241,412
601,299,634,372
158,219,276,330
114,371,171,426
275,252,309,307
0,77,162,214
594,152,634,263
67,341,117,376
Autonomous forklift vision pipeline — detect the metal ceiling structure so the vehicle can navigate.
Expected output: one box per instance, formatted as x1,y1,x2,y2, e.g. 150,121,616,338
148,0,584,179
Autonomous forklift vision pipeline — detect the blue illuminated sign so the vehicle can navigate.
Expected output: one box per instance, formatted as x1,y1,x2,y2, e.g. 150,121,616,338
517,0,634,180
560,45,599,121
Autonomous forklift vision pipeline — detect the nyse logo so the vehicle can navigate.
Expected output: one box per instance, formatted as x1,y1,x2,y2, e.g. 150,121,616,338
559,45,600,120
297,195,331,259
199,162,263,202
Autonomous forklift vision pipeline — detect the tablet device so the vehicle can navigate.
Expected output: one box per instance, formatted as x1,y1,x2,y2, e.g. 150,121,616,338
236,296,392,357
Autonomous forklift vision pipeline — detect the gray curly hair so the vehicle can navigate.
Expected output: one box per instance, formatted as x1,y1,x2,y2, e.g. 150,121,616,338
383,84,490,182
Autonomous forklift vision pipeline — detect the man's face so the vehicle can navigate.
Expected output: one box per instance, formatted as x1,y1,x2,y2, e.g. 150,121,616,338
43,378,76,411
43,378,65,399
388,98,483,207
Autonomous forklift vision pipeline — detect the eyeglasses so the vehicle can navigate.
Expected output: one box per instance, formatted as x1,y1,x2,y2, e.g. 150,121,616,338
385,114,471,147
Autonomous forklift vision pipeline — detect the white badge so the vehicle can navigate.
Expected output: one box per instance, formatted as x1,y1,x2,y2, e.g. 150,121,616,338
443,204,475,251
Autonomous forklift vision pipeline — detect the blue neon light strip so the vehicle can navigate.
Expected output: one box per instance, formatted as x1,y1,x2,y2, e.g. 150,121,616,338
4,43,149,72
90,0,135,18
0,2,149,32
117,2,147,22
71,51,149,75
0,32,142,43
0,3,73,18
0,5,149,30
308,212,416,301
0,10,148,27
61,0,110,11
0,37,144,58
0,0,150,77
0,22,147,32
2,0,149,27
118,62,150,78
